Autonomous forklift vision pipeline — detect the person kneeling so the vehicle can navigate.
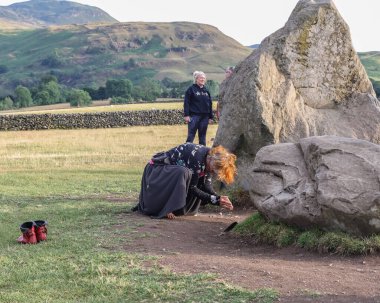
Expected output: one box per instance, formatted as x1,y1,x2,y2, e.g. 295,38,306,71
136,143,236,219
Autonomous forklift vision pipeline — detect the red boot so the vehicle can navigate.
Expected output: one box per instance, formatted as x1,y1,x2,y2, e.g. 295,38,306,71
17,221,37,244
34,220,48,242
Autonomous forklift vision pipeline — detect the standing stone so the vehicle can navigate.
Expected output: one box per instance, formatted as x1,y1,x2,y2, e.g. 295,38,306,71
214,0,380,163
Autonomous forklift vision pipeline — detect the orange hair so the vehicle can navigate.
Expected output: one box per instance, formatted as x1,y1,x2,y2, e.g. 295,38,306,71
208,145,237,184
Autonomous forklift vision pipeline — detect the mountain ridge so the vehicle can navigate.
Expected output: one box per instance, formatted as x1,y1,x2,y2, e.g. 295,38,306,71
0,21,252,95
0,0,117,27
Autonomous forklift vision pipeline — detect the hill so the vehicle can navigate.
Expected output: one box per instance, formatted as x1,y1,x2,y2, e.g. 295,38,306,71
0,0,117,27
0,21,252,96
358,52,380,81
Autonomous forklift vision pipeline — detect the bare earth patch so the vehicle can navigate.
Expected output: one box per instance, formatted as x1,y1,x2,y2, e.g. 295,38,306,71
122,208,380,303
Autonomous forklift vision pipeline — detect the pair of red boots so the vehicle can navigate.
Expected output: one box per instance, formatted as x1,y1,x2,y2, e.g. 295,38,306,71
17,220,48,244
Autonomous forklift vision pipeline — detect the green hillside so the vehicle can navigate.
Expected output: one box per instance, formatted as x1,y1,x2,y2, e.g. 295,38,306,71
0,22,252,96
358,52,380,81
0,0,117,26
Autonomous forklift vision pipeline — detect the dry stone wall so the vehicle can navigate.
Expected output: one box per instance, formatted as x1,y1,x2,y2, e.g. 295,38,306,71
0,110,198,131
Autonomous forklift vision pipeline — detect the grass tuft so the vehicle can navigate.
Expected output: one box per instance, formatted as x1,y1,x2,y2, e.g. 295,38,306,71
234,212,380,255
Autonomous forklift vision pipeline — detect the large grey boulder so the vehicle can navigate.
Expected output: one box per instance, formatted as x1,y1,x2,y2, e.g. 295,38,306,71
247,136,380,236
214,0,380,159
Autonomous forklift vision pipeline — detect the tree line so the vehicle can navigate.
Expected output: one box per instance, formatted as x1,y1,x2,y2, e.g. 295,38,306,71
0,75,220,111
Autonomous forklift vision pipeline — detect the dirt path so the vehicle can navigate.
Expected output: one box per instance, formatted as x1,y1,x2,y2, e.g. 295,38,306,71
122,209,380,302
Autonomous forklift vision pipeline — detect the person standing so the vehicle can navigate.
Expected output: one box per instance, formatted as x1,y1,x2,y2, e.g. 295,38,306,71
184,71,213,146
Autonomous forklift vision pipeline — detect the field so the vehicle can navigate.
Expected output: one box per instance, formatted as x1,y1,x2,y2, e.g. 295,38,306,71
0,125,277,303
0,100,219,115
0,100,183,115
1,124,380,302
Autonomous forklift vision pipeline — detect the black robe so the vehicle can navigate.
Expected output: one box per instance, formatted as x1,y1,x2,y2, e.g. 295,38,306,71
137,143,219,218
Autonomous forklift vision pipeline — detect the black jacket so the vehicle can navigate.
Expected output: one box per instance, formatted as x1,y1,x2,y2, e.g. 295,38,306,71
184,84,213,119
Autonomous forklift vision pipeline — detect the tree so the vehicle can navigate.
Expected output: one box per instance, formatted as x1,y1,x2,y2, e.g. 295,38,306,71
34,90,50,105
83,86,107,101
0,96,13,110
68,89,92,107
43,81,61,103
97,86,107,100
105,79,133,99
206,80,220,98
15,85,33,108
41,53,63,68
40,74,58,84
138,78,161,101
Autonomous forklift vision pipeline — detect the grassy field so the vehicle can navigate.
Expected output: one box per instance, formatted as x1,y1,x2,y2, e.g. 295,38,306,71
0,100,184,115
0,125,276,303
0,100,218,115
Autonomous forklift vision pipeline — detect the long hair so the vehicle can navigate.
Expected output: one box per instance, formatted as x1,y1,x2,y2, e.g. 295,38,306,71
208,145,237,184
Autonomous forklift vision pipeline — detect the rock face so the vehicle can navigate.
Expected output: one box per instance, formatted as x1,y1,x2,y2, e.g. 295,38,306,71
214,0,380,159
247,136,380,236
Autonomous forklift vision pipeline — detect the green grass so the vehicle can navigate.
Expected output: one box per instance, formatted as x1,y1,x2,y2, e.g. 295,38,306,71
0,125,277,303
233,212,380,255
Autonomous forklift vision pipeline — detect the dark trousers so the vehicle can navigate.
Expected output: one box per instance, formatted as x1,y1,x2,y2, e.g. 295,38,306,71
186,114,209,146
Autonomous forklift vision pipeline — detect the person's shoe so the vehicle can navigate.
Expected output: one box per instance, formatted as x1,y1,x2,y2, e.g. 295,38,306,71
34,220,48,242
17,221,37,244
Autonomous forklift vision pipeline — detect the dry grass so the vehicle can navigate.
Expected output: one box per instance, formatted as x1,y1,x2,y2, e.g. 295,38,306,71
0,125,218,172
0,101,189,115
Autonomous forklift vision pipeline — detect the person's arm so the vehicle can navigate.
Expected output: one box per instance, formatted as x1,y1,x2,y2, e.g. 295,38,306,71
201,174,233,210
203,174,218,196
190,175,224,207
184,87,192,119
191,182,233,210
189,185,220,205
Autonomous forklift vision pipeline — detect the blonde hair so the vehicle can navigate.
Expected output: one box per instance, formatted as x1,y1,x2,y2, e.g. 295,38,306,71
208,145,237,184
193,71,206,83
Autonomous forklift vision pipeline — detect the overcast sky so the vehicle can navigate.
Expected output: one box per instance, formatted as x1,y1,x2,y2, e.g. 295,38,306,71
1,0,379,52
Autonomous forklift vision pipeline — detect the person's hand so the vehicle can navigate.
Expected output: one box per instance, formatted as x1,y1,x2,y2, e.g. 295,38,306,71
209,119,213,124
167,212,176,219
184,116,190,123
219,196,233,211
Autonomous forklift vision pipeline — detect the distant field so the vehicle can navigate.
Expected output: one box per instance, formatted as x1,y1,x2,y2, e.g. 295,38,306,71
0,100,218,115
1,100,182,115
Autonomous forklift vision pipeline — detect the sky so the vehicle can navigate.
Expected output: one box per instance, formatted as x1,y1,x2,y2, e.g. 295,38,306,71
1,0,380,52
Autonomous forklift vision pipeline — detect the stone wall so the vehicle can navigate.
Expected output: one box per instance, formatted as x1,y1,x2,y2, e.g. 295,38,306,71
0,110,190,131
0,110,218,130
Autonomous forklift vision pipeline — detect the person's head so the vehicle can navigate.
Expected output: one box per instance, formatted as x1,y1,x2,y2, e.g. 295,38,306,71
206,145,237,184
193,71,206,87
225,66,234,79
